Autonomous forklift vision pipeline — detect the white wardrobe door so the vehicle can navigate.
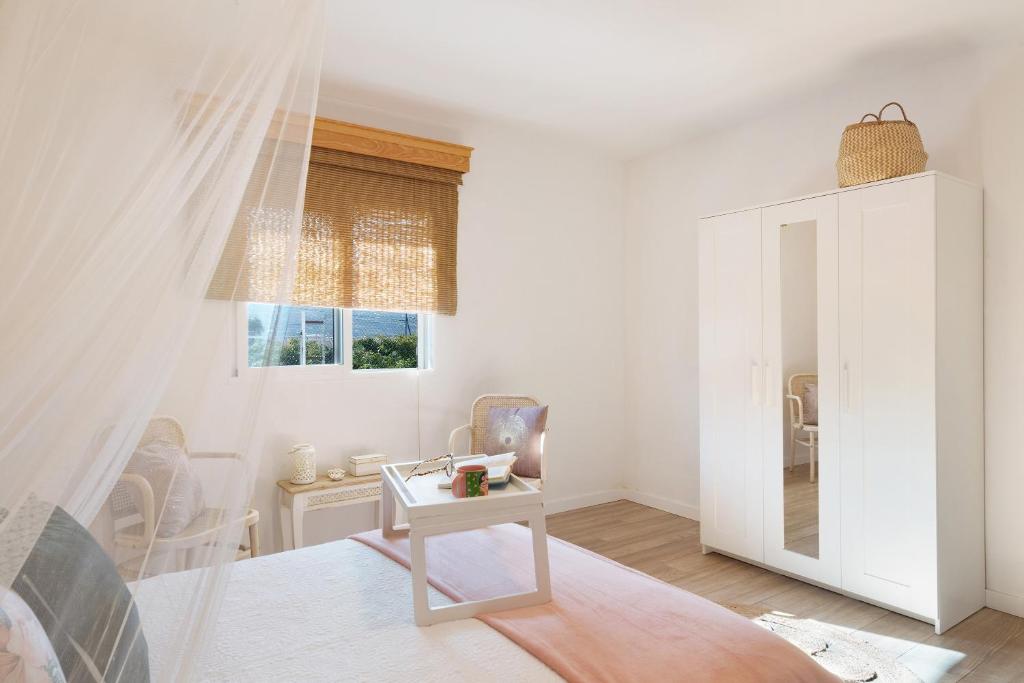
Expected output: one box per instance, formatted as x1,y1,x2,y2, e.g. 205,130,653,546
699,209,764,562
838,176,937,619
761,195,841,589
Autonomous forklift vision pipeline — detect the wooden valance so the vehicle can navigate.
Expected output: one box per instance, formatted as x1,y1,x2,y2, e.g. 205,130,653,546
312,116,472,173
181,94,472,172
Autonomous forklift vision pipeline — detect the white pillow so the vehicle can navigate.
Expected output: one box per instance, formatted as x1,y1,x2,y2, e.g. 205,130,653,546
124,440,205,538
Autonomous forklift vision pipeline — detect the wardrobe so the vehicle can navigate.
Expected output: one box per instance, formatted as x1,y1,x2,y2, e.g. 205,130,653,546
698,171,983,634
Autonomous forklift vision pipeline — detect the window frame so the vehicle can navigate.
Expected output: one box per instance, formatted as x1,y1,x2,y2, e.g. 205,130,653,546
234,303,433,380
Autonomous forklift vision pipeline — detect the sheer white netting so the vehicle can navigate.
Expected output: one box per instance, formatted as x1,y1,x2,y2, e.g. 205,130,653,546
0,1,324,681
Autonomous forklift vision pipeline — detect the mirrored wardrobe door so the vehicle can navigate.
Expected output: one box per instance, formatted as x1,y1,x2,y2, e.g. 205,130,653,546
761,195,841,589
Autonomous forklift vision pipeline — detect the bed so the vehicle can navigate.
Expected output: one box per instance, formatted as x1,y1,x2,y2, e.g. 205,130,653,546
134,538,559,682
135,526,837,682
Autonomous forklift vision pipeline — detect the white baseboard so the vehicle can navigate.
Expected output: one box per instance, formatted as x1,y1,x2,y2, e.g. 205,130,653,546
544,489,626,515
621,490,700,521
986,588,1024,619
544,487,701,521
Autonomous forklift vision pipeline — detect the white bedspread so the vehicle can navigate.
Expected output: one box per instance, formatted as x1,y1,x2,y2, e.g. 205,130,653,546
134,539,560,682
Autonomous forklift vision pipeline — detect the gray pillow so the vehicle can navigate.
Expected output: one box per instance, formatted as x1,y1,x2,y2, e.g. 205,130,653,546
124,440,205,538
803,383,818,426
12,502,150,682
484,406,548,479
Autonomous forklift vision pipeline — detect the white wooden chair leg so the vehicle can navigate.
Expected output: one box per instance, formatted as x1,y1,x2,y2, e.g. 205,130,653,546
248,521,260,558
789,428,796,472
809,432,817,483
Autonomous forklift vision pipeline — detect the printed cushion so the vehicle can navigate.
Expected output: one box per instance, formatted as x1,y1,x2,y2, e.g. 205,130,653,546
803,383,818,426
0,588,66,682
124,440,205,537
484,406,548,479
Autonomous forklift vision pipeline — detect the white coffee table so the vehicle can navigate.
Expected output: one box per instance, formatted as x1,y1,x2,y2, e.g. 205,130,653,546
380,458,552,626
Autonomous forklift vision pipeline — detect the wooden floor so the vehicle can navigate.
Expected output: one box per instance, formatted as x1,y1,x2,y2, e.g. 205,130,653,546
546,500,1024,682
784,463,819,558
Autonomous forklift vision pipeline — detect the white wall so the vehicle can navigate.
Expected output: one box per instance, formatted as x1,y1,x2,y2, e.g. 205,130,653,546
157,42,1024,616
160,102,626,552
623,45,1024,613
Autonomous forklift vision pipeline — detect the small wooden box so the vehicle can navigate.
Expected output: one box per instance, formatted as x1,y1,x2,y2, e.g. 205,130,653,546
347,453,387,477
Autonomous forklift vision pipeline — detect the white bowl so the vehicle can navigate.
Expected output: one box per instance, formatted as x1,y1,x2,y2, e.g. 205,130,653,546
326,467,346,481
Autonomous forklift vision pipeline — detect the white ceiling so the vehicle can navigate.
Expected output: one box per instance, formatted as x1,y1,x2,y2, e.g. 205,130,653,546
321,1,1024,158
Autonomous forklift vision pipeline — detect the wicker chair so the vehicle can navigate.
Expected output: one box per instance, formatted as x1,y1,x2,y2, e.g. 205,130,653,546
111,416,260,577
785,373,819,483
448,394,547,489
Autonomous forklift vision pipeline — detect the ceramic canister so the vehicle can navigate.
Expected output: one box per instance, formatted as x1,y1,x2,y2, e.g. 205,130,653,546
451,464,488,498
289,443,317,485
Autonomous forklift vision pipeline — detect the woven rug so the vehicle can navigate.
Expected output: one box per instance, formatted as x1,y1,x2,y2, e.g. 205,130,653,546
726,604,921,682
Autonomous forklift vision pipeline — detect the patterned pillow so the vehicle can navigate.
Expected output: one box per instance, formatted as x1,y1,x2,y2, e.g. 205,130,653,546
483,406,548,479
802,383,818,426
0,589,66,682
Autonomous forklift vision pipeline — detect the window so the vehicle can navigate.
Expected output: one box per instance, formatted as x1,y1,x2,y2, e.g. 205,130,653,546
352,311,419,370
246,304,431,371
247,304,339,367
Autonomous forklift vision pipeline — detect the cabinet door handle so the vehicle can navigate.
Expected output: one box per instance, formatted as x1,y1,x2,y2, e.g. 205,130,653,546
751,363,762,407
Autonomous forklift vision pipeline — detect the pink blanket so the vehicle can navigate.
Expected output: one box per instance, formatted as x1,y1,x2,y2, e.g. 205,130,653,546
351,524,837,683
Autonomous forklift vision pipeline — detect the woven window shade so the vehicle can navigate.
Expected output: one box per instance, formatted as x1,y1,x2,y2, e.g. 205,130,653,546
207,146,462,314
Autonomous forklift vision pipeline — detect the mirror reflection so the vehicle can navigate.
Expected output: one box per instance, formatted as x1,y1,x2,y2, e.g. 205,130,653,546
781,220,819,558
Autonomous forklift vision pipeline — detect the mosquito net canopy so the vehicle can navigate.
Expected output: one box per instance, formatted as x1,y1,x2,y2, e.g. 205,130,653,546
0,1,325,680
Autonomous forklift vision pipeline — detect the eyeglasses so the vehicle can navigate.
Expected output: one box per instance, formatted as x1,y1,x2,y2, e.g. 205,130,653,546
404,453,454,482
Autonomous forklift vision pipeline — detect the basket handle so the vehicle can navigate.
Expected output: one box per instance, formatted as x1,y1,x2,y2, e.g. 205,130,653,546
859,113,880,124
877,101,912,123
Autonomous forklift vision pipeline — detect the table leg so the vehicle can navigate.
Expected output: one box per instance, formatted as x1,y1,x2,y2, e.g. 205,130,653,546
406,506,553,626
382,478,397,538
279,489,294,551
291,495,305,549
529,507,552,601
410,529,430,626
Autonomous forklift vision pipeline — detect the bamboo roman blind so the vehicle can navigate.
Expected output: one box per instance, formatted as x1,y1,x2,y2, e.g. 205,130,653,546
207,144,464,315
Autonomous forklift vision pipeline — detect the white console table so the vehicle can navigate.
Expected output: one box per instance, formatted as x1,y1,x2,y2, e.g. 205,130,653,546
277,474,382,550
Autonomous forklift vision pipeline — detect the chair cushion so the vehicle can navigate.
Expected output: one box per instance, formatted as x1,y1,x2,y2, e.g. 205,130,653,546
13,502,150,682
124,439,205,537
802,383,818,426
483,406,548,479
0,587,66,681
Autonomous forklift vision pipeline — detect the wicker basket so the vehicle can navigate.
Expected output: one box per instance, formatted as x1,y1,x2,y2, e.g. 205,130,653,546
836,102,928,188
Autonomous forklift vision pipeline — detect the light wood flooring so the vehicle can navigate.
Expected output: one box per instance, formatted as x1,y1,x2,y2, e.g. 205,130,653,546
546,500,1024,682
784,463,820,558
